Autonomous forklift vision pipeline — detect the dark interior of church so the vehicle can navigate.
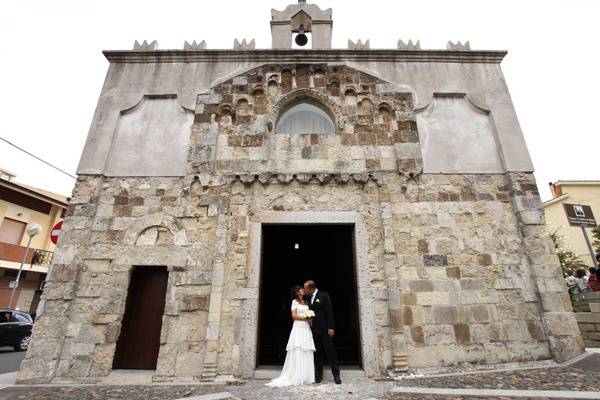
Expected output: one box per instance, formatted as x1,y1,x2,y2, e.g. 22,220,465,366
257,224,362,367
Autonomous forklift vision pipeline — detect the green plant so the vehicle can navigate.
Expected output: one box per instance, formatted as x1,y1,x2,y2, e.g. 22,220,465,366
550,229,587,274
592,225,600,254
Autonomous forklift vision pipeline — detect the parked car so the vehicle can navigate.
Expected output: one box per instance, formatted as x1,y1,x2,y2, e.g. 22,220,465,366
0,309,33,351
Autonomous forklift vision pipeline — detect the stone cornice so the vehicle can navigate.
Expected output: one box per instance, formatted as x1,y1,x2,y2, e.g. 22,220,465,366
103,49,507,64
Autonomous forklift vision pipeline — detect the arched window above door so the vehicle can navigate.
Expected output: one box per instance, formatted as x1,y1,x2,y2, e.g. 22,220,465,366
275,102,335,135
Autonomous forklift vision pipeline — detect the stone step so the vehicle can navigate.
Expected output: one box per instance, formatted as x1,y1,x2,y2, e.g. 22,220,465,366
253,367,364,380
102,369,154,385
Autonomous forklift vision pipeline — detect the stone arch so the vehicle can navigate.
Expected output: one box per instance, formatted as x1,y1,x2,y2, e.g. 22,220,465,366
267,79,279,97
125,213,187,246
377,102,393,123
344,88,357,106
251,87,265,98
235,98,251,116
312,67,326,87
218,104,234,125
135,225,175,246
270,89,343,134
327,78,340,97
358,98,374,115
252,87,267,114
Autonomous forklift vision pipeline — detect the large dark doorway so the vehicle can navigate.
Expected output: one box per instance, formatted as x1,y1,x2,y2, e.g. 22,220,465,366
258,224,361,367
113,266,168,370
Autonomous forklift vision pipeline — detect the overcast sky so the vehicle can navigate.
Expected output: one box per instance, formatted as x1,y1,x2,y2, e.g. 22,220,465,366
0,0,598,201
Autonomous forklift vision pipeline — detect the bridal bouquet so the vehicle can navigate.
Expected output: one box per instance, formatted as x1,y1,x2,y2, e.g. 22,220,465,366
304,310,315,319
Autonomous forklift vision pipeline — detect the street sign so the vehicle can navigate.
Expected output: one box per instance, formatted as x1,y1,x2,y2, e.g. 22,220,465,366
50,220,63,245
563,203,598,268
563,203,597,228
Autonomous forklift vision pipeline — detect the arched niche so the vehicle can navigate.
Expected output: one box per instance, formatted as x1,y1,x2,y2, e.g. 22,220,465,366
358,98,374,115
267,80,279,97
377,103,393,124
328,78,340,97
312,68,326,88
275,101,335,135
218,105,234,126
236,99,251,116
344,88,357,106
270,89,342,135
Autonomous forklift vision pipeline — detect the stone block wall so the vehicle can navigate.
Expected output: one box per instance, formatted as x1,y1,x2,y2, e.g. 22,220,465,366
17,176,221,383
189,64,422,180
16,62,584,383
18,171,583,383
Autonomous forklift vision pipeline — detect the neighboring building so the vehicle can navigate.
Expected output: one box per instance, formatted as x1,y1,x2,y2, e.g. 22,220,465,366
544,181,600,267
0,168,68,314
18,1,584,384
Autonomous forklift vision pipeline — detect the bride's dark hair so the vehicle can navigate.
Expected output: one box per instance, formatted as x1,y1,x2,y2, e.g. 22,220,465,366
290,285,302,301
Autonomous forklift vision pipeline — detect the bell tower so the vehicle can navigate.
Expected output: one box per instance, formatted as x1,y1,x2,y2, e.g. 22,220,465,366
270,1,333,49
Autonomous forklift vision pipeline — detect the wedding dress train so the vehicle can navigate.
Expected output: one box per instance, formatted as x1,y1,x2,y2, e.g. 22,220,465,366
266,300,315,387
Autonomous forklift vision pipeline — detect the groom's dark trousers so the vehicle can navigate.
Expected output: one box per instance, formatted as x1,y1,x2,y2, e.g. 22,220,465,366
306,290,340,380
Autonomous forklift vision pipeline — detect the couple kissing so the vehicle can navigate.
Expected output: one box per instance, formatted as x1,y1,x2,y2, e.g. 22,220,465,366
266,280,341,387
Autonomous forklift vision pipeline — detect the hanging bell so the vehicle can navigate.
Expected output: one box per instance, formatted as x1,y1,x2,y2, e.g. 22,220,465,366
295,25,308,47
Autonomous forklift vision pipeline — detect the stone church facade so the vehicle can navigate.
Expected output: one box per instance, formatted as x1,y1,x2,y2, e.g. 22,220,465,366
18,1,584,384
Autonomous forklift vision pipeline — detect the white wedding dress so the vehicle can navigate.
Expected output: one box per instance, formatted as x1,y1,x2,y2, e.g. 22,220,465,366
266,300,316,387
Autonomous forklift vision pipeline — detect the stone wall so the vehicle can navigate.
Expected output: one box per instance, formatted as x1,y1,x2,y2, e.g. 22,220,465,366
17,171,583,383
189,63,421,180
17,176,221,383
17,62,584,384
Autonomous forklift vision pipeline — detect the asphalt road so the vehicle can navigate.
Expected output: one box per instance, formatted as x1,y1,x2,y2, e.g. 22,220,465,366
0,347,25,374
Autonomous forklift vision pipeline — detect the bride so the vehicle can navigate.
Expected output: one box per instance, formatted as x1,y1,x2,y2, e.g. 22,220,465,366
266,285,316,387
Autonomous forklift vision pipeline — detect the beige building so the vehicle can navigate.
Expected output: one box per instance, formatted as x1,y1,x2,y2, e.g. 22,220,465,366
17,1,584,384
544,181,600,267
0,168,68,313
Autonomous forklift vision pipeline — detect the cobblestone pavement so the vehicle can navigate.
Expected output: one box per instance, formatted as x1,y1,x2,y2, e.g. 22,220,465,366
399,367,599,392
384,395,577,400
1,360,599,400
0,385,224,400
0,379,395,400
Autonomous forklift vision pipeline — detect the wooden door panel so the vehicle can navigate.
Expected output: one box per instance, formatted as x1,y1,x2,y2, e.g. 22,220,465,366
113,266,168,370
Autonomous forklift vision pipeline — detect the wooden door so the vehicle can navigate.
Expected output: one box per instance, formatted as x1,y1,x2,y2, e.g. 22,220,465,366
113,266,168,370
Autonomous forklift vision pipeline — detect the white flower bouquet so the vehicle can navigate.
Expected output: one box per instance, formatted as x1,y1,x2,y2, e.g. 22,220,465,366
304,310,315,319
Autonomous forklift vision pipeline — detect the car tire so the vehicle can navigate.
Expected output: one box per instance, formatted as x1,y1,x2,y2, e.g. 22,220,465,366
14,335,31,352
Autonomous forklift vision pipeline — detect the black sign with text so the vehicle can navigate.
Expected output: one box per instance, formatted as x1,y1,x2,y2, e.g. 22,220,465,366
563,203,597,228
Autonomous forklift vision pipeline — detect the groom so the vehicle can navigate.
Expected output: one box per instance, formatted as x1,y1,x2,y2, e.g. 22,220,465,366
303,280,341,384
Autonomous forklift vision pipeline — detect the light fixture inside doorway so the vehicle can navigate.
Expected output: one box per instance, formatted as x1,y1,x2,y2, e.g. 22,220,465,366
294,242,300,250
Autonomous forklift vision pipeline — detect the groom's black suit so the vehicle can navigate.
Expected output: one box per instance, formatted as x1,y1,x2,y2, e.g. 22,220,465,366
306,289,340,381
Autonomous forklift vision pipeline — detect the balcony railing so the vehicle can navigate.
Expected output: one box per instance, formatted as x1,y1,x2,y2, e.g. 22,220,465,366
31,249,54,266
0,242,53,266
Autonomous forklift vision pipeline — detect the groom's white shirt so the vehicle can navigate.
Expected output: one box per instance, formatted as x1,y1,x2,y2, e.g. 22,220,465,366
311,289,318,305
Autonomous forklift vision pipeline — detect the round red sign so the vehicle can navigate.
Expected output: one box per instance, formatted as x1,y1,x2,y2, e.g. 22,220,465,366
50,220,63,245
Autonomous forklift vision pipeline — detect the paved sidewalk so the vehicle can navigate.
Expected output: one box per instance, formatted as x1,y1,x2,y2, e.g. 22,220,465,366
0,373,16,391
0,349,24,374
